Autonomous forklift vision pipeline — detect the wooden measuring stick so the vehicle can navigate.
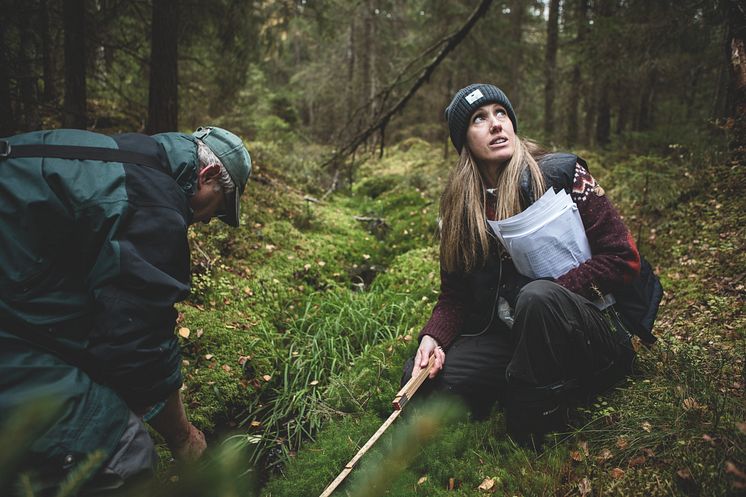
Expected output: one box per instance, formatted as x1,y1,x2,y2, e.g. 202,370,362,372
392,354,436,410
318,354,436,497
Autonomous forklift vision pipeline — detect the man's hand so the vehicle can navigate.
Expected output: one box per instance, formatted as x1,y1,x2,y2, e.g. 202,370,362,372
168,422,207,462
148,389,207,462
411,335,445,380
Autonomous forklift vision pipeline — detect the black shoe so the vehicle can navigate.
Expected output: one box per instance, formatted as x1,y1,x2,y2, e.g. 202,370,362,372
504,384,572,451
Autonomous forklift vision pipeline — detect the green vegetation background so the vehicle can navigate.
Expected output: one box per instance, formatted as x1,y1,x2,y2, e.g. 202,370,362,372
174,132,743,496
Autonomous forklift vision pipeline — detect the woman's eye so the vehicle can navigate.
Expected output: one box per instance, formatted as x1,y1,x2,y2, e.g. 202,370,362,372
496,109,506,117
473,115,485,123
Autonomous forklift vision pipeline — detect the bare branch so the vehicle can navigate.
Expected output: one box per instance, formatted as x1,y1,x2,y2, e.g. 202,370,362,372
322,0,494,169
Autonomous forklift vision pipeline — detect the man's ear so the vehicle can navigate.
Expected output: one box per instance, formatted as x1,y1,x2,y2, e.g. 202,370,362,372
197,164,221,186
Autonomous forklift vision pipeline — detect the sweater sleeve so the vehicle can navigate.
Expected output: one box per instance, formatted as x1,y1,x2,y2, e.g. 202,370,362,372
555,163,641,299
418,269,467,350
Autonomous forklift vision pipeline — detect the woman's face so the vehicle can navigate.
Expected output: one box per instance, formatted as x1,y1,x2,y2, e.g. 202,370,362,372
465,102,515,174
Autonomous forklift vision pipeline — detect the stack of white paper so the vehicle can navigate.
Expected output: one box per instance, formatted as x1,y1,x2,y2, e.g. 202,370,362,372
487,188,591,279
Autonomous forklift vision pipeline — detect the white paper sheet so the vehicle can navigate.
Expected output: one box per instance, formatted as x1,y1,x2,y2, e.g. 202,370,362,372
488,189,591,279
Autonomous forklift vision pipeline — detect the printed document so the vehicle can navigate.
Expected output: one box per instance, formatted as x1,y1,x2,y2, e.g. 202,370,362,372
487,188,591,279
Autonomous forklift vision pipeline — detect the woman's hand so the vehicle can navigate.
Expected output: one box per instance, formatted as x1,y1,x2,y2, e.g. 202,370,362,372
412,335,446,380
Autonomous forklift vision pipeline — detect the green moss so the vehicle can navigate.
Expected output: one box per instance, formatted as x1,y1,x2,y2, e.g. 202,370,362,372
153,136,746,496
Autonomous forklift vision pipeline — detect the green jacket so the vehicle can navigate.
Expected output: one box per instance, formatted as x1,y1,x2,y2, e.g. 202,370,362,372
0,129,199,478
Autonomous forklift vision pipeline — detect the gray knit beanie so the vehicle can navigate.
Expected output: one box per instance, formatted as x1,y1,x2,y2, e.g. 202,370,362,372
444,83,517,153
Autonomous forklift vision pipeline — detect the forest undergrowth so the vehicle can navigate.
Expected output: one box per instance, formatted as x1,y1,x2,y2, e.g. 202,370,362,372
254,138,745,496
7,136,742,497
170,135,745,497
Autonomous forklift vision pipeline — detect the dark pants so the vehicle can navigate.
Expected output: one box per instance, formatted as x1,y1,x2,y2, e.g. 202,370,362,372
403,281,634,425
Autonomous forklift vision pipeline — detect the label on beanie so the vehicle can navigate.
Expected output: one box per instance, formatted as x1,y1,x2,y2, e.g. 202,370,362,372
465,89,484,104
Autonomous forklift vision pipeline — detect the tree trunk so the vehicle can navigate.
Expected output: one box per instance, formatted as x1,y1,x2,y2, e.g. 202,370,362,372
509,0,524,110
346,17,356,139
360,1,373,148
593,0,614,146
63,0,87,129
544,0,560,139
40,0,57,103
583,81,596,146
146,0,178,134
636,67,657,131
19,3,40,130
566,0,588,146
444,74,453,159
347,18,356,106
595,85,610,146
0,21,14,136
615,91,628,136
728,1,746,159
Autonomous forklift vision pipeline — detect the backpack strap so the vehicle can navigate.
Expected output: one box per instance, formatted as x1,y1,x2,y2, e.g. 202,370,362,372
0,140,167,172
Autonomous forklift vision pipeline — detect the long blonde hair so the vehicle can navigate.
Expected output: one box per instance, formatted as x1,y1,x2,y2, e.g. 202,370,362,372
439,137,546,274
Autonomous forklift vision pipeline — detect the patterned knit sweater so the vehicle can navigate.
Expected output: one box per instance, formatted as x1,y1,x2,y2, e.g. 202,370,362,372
420,162,642,350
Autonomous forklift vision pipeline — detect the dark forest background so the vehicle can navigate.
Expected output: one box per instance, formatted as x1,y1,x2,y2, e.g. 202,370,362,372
1,0,743,162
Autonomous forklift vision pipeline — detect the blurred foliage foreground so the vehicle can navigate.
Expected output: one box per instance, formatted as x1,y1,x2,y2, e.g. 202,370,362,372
3,134,745,496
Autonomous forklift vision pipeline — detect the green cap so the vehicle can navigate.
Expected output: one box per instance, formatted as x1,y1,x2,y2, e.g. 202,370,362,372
193,126,252,227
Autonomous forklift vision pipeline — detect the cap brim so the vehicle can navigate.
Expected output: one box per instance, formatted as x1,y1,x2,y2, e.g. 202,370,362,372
219,189,240,227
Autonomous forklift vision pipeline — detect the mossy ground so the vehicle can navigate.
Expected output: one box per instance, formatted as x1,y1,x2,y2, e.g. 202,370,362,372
161,138,743,496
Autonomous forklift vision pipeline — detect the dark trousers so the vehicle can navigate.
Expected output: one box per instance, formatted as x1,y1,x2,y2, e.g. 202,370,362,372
403,280,635,419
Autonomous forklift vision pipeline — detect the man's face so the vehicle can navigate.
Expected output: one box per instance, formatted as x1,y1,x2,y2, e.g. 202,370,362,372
189,164,227,224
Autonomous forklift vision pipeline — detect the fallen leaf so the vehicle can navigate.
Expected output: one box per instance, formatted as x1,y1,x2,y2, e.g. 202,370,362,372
677,468,693,480
641,421,652,432
222,364,231,372
596,448,613,463
683,397,705,412
579,441,589,457
641,448,656,458
725,461,746,480
178,327,190,339
317,260,326,266
309,380,319,386
238,355,251,365
736,422,746,435
570,450,584,462
250,420,261,427
628,455,646,467
196,329,204,338
417,476,428,485
616,436,629,449
578,477,591,497
610,467,625,479
478,477,496,492
702,434,716,445
204,354,214,360
262,374,272,382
